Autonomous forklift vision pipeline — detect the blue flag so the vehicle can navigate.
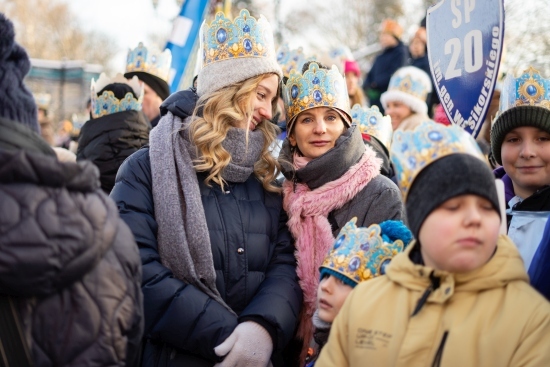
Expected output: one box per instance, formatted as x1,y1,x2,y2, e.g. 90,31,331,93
166,0,210,92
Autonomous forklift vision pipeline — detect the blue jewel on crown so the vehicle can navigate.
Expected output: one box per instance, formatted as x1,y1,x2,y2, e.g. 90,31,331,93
334,234,345,249
369,116,377,125
380,259,391,275
313,90,323,103
291,85,299,99
428,130,442,142
527,84,537,96
348,257,361,271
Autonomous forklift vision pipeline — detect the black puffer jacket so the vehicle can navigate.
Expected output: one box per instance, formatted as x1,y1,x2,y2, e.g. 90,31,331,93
110,89,302,367
77,110,150,194
0,117,143,366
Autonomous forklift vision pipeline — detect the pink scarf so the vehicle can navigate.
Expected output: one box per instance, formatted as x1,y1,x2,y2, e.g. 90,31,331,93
282,145,381,362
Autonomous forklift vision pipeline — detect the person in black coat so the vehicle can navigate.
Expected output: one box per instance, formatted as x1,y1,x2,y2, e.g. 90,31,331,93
77,74,150,194
0,14,143,366
363,19,408,114
110,9,302,367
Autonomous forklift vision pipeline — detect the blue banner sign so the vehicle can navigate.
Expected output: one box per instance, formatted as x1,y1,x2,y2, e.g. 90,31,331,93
166,0,211,93
427,0,504,137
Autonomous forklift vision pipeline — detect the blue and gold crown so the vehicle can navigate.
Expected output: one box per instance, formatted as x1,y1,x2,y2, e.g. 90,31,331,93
90,73,144,119
351,104,393,151
276,44,314,79
283,62,350,130
125,42,172,83
498,66,550,114
320,218,410,286
200,9,276,67
390,121,484,200
380,66,432,115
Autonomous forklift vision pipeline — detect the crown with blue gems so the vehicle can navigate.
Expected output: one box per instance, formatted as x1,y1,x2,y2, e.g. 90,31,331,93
125,42,172,82
498,66,550,114
387,66,430,100
390,120,484,200
283,62,350,130
276,44,315,79
90,73,143,119
320,218,411,287
201,9,276,67
351,104,393,150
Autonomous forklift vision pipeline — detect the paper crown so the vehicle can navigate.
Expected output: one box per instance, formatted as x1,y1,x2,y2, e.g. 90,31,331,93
381,66,432,115
90,73,144,119
351,104,393,150
276,44,314,79
200,9,276,68
283,62,350,130
498,66,550,114
125,42,172,83
390,121,484,200
320,218,410,285
34,93,51,110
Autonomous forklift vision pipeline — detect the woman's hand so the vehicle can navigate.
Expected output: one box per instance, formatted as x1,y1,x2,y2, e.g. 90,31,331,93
214,321,273,367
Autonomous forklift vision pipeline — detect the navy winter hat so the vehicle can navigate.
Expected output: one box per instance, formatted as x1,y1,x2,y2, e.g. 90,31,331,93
0,13,39,134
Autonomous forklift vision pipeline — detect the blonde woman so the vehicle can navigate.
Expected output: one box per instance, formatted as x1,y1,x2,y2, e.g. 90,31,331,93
111,10,301,367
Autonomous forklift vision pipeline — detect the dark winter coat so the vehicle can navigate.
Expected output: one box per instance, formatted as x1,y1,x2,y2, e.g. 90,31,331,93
110,89,302,367
363,42,408,112
76,109,150,194
0,116,143,367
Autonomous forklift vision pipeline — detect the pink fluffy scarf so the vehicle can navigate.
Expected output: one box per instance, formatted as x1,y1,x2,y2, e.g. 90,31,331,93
282,145,381,362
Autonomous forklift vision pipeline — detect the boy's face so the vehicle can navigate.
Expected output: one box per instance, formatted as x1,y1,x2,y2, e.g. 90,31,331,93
501,126,550,199
317,274,353,323
419,194,500,273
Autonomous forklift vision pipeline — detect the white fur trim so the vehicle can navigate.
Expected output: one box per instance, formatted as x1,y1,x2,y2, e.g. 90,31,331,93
380,89,428,115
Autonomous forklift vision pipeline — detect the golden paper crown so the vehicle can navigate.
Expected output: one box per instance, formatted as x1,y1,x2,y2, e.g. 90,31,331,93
320,218,409,285
200,9,276,67
283,62,350,131
390,121,484,200
351,104,393,151
90,73,144,119
125,42,172,83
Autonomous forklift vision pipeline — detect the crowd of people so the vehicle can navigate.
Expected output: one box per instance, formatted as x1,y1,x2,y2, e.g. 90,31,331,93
1,6,550,367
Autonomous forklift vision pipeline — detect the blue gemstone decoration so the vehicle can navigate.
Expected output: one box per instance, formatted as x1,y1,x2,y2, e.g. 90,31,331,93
348,257,361,271
151,55,157,63
291,85,299,99
401,143,408,153
408,156,417,167
333,234,346,249
352,113,358,119
360,240,370,251
313,90,323,103
137,51,143,56
526,84,537,96
277,52,284,61
136,60,141,68
380,259,391,275
428,130,443,142
243,24,250,33
243,39,252,52
103,103,108,110
369,116,378,125
216,28,227,43
312,77,320,85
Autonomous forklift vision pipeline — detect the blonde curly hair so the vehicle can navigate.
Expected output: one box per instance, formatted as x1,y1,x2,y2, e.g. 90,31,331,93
189,73,281,192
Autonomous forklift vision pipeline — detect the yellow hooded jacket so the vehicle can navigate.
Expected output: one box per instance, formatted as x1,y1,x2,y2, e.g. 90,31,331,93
317,235,550,367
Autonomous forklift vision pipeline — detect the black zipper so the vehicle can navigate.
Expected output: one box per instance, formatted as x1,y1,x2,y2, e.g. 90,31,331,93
431,331,449,367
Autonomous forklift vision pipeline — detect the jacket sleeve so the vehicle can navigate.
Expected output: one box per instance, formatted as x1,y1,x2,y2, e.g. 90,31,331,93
315,284,353,367
361,177,405,227
110,149,238,362
510,301,550,366
238,208,303,352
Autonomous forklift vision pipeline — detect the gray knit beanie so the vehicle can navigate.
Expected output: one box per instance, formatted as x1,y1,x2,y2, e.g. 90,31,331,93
0,13,39,133
490,105,550,165
196,9,282,98
406,154,500,239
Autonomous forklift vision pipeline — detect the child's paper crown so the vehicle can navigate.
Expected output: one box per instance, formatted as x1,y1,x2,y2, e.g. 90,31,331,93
125,42,171,83
390,121,484,201
351,104,393,151
320,217,412,287
90,73,143,119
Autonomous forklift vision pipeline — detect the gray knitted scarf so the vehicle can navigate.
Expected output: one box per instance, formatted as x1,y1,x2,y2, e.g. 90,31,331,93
149,112,264,315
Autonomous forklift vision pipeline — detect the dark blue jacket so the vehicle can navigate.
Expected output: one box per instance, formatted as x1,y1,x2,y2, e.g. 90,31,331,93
363,41,407,111
110,89,302,366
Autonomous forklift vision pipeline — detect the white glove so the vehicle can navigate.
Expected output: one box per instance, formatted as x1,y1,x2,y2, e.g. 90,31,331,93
214,321,273,367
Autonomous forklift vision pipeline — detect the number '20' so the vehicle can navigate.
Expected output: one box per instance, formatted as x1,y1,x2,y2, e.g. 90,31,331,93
444,29,483,80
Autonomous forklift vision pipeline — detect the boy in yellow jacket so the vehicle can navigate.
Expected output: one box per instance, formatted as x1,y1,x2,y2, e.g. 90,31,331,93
317,121,550,367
